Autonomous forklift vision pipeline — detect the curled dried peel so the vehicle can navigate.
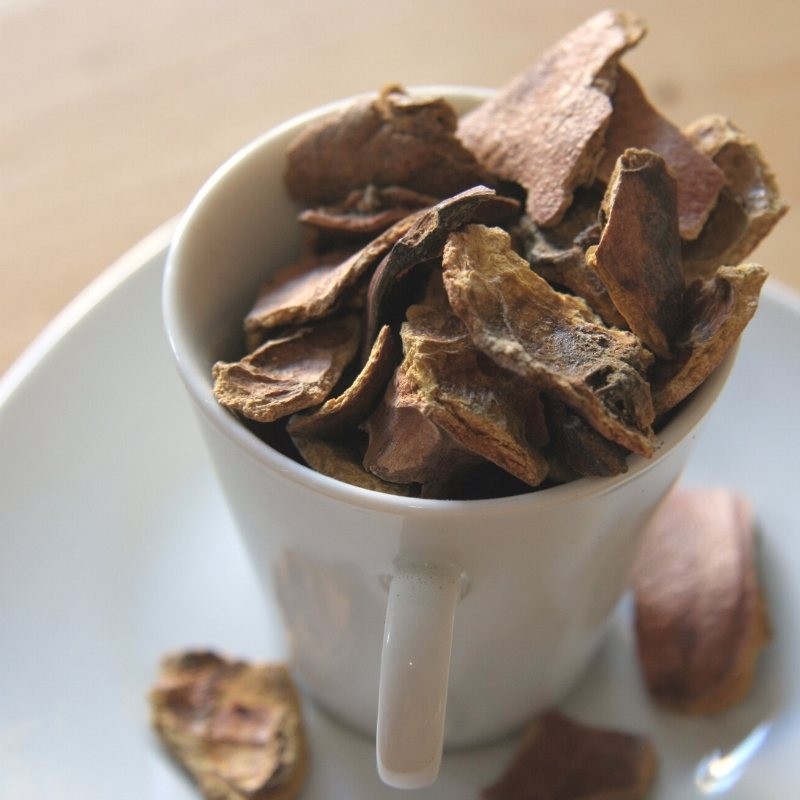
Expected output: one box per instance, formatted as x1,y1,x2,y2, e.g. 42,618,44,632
150,651,307,800
683,114,788,279
652,264,767,415
287,325,397,437
285,85,491,205
299,185,438,244
364,185,520,355
482,711,657,800
587,148,685,359
213,315,360,423
364,305,549,488
459,9,645,226
634,488,771,714
245,213,422,336
598,67,725,240
443,224,655,456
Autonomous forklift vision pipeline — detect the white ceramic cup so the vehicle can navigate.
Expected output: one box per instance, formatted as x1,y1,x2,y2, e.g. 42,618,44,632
163,87,735,790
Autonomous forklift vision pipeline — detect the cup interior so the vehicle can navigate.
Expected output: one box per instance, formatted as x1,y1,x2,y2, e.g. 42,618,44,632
163,86,735,513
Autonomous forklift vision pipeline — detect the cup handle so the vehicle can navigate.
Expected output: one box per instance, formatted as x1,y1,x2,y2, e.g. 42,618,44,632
376,558,463,789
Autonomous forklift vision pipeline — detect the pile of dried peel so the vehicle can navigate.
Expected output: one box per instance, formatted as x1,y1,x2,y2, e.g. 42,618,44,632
212,9,785,500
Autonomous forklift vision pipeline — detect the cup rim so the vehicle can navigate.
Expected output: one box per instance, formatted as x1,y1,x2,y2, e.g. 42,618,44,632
163,85,735,518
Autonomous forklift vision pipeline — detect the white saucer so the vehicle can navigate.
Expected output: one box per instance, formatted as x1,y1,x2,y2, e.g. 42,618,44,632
1,228,798,799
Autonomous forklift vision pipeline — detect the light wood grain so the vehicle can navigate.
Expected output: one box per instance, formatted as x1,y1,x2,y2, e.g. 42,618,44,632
1,0,797,374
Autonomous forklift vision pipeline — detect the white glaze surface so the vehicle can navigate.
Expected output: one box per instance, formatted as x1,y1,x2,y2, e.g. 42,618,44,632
0,237,797,797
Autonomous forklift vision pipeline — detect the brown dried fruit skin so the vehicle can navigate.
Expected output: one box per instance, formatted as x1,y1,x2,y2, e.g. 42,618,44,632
514,187,602,266
150,651,307,800
245,213,422,337
652,264,767,415
291,434,413,495
299,184,438,241
287,324,397,437
547,400,629,478
442,224,656,456
597,67,726,240
682,114,788,279
514,189,627,329
482,711,657,800
364,305,549,488
587,148,685,359
633,487,771,714
213,315,361,423
363,377,484,487
458,9,645,227
535,255,625,330
284,85,492,205
364,185,520,355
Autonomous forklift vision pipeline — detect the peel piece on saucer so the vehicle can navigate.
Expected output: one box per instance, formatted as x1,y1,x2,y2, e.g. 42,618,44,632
150,651,308,800
633,487,772,714
482,710,657,800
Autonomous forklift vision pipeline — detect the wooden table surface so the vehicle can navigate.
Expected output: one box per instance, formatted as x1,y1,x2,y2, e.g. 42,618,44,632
2,0,797,376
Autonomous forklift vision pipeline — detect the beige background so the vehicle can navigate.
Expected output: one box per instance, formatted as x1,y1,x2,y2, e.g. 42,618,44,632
1,0,797,375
